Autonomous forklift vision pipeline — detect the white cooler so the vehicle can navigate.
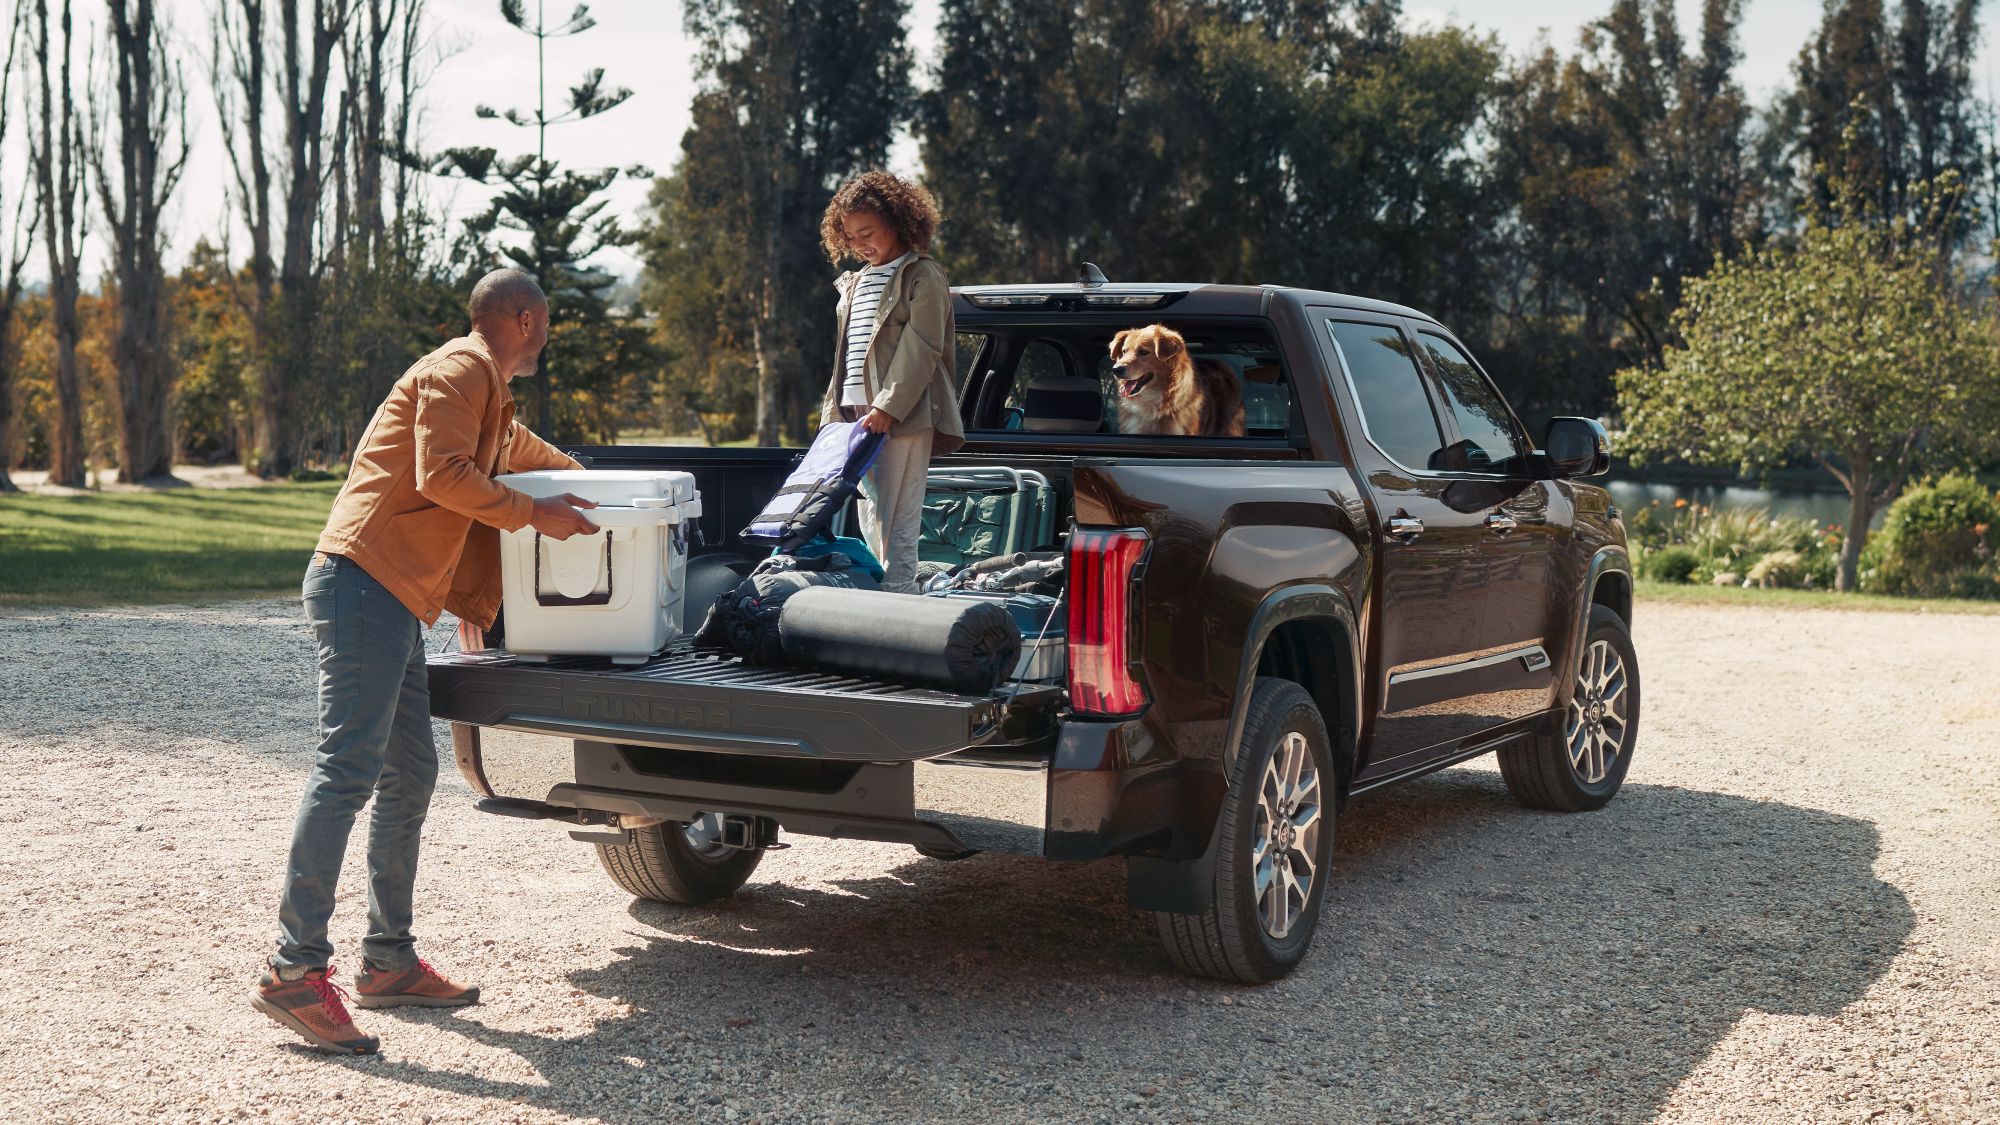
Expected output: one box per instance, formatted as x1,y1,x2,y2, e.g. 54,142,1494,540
494,469,703,663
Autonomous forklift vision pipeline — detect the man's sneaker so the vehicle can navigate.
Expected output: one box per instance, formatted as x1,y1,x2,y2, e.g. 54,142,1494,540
354,957,480,1009
252,964,380,1054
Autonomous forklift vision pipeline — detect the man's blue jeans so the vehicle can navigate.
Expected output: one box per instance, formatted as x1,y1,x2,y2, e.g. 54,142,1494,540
273,553,437,971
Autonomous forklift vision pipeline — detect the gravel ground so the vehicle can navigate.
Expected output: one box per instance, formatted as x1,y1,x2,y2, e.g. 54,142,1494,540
0,598,1995,1124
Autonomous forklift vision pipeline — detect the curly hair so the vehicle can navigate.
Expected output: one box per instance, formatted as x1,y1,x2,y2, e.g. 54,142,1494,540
820,171,943,266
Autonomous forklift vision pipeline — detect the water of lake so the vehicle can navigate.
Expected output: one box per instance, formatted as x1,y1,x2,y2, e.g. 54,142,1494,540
1604,477,1866,527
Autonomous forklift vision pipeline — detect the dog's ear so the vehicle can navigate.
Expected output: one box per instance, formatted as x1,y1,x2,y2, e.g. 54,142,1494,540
1108,330,1130,358
1156,329,1184,357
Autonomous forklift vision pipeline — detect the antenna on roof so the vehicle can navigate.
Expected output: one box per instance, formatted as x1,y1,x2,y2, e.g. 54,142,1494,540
1078,262,1108,288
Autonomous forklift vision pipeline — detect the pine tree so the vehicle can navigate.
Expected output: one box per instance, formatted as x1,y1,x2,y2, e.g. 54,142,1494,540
426,0,648,439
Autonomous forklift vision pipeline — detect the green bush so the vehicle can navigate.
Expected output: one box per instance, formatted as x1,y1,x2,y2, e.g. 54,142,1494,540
1860,474,1999,597
1746,549,1807,588
1641,544,1702,583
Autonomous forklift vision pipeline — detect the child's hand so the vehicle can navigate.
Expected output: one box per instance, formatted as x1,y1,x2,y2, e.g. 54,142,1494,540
859,407,894,433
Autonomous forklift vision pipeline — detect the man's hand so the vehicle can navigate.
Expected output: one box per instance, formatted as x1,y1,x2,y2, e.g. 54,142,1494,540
859,406,895,433
456,619,485,651
529,492,599,540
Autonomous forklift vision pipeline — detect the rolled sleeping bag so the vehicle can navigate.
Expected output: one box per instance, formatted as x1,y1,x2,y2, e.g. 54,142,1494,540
779,587,1022,695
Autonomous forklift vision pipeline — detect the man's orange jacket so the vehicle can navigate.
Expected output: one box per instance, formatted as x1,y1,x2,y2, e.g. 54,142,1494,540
315,336,579,628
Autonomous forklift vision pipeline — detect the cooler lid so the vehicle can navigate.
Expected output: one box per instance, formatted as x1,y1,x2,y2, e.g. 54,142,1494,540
497,469,699,507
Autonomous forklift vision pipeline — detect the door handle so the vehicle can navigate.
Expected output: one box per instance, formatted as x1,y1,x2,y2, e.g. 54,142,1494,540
1387,517,1424,543
1485,512,1519,534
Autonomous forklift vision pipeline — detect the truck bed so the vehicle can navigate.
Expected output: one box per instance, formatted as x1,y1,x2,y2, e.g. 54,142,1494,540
428,639,1064,763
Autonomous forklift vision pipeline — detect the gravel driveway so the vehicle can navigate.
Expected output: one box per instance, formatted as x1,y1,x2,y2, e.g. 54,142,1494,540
0,598,1994,1123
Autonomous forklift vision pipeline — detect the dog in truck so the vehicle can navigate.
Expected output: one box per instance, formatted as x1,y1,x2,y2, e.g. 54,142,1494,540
1107,324,1246,437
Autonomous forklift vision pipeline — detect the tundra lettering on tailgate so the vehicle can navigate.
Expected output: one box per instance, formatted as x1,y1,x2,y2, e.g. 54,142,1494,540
569,687,730,729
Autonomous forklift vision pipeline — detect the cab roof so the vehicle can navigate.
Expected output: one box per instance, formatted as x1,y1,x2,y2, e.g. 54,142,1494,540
950,280,1437,325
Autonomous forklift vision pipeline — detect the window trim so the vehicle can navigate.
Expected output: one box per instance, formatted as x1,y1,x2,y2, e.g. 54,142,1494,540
1323,317,1452,477
1412,329,1534,476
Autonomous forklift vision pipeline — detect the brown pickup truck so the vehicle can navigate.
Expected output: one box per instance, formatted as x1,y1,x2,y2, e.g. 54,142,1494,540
431,278,1639,982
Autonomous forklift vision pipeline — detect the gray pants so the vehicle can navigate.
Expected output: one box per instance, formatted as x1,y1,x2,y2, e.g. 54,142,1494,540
273,553,435,972
858,429,933,593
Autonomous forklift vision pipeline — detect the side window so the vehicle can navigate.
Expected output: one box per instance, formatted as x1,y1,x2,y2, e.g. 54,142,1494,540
1328,320,1445,470
1419,333,1526,471
953,332,988,390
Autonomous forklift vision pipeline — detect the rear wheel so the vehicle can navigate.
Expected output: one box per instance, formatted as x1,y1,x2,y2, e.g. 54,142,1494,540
914,844,980,861
1155,677,1335,983
1498,605,1640,812
596,813,764,905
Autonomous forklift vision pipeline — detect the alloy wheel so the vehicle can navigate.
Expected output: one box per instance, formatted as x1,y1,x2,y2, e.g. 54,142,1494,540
1564,639,1629,784
1252,731,1324,939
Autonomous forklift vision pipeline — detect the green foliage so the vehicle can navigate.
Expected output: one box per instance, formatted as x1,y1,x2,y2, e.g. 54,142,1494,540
1637,503,1842,590
660,0,914,443
429,0,648,442
1640,544,1701,584
1614,177,2000,589
1859,473,2000,598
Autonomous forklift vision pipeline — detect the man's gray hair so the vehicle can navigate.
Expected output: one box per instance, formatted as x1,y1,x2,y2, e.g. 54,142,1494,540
467,268,547,324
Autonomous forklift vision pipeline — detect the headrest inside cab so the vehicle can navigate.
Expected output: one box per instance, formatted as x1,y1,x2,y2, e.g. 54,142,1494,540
1021,377,1103,433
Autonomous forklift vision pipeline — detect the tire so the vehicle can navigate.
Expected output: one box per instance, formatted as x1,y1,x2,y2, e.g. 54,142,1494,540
914,845,980,861
1154,677,1336,984
1499,605,1641,812
596,813,764,906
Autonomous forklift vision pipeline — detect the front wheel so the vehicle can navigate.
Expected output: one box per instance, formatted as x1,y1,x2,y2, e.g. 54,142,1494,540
1154,677,1336,983
596,813,764,905
1498,605,1641,812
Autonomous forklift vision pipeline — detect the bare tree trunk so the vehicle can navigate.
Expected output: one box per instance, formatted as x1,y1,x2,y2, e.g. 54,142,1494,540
214,0,276,474
752,274,782,446
26,0,87,488
95,0,191,484
0,5,36,493
215,0,350,479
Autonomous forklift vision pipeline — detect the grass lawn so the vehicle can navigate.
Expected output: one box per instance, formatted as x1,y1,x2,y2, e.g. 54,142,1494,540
0,482,341,606
1635,577,2000,616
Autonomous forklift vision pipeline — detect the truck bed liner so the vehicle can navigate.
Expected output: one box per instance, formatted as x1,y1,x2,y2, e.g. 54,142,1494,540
428,641,1061,762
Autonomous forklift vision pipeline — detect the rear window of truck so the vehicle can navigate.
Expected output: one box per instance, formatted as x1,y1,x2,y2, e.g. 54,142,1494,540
958,321,1298,441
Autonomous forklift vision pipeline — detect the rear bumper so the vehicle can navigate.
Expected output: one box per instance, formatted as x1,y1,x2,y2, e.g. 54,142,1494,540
452,723,1054,856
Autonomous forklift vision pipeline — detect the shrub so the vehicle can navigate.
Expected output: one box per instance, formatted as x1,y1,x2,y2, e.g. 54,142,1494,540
1860,474,1999,597
1641,544,1701,583
1747,549,1807,588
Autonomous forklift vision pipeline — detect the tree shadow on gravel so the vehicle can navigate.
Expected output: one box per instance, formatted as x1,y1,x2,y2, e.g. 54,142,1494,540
346,771,1914,1122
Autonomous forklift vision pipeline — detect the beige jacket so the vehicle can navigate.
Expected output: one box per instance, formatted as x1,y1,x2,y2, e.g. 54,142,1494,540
315,336,580,628
819,253,966,454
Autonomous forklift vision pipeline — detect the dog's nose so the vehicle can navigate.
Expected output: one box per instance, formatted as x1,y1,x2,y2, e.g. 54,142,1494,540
1111,365,1127,377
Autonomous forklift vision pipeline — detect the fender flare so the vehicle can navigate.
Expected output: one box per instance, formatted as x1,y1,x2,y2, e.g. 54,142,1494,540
1562,548,1633,702
1127,583,1361,915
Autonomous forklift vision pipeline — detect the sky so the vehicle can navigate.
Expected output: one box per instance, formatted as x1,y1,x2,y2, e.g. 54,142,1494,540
4,0,2000,285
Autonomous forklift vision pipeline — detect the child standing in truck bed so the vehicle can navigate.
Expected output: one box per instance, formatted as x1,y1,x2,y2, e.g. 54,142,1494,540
817,171,965,593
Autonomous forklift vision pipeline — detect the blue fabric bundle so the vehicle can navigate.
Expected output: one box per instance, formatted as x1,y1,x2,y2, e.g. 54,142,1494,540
741,422,886,551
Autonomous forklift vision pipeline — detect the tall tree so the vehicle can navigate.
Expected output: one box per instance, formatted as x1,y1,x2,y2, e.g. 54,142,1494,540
674,0,912,443
92,0,192,483
213,0,353,478
1785,0,1984,240
1484,0,1763,425
24,0,88,488
1615,171,2000,591
423,0,643,439
0,4,41,492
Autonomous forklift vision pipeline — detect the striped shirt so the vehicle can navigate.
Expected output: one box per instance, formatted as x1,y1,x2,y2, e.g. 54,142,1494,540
840,252,914,407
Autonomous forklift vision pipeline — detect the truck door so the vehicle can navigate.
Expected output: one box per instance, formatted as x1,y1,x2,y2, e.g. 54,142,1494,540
1409,329,1565,720
1314,315,1554,779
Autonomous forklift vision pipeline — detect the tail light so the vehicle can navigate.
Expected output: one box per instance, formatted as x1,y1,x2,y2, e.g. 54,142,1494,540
1067,527,1152,717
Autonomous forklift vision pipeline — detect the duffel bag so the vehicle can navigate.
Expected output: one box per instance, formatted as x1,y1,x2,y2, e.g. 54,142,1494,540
694,553,878,664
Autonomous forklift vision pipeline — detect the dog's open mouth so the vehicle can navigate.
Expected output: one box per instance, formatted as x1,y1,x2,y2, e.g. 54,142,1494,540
1118,373,1155,398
